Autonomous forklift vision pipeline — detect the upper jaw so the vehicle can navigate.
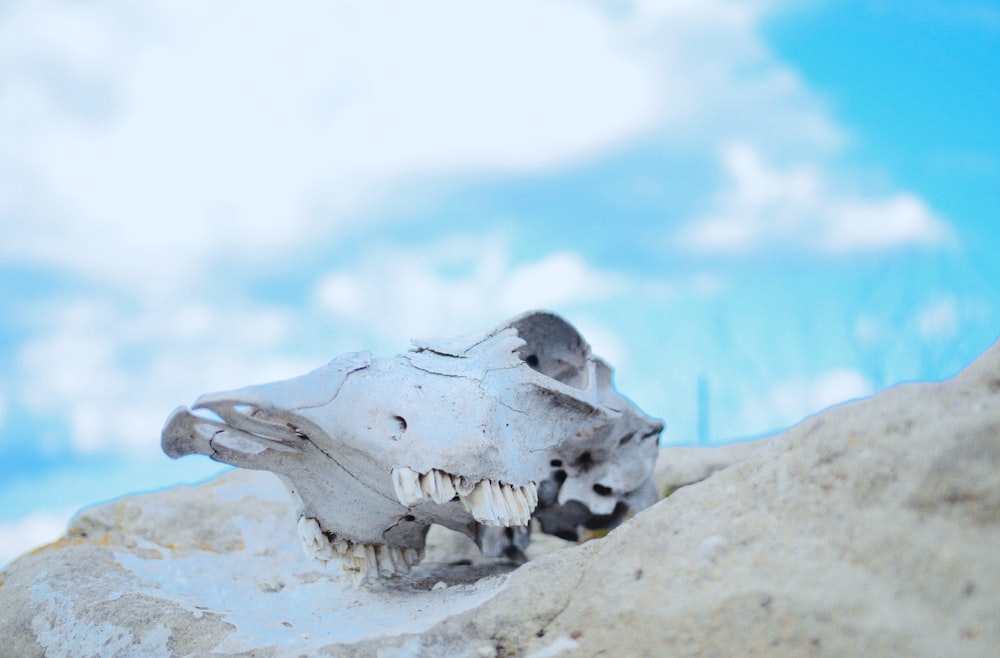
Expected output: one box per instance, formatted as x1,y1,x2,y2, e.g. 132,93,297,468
193,392,311,448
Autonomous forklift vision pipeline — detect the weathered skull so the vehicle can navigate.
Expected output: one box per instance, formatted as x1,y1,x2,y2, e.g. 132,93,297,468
162,310,662,583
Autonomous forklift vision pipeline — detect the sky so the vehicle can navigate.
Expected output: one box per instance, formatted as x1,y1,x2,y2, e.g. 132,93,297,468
1,0,998,566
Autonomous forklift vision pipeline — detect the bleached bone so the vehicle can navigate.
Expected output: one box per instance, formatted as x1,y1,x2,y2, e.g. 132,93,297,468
162,310,663,583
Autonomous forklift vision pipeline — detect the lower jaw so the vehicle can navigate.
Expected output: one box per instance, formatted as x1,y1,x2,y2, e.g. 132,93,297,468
297,515,425,586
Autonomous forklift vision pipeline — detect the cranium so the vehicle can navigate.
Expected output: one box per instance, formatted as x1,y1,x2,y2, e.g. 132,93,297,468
162,310,662,583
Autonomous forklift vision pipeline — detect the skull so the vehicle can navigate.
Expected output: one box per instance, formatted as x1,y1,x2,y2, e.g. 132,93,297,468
162,310,662,583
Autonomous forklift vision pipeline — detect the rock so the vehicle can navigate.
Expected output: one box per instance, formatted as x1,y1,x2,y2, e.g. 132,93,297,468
3,340,999,657
655,439,766,496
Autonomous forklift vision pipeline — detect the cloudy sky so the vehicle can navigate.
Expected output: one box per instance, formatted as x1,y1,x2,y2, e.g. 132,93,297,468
2,0,998,565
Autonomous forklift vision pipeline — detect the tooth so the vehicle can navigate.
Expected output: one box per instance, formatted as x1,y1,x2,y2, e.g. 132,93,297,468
419,470,436,500
458,479,483,521
392,466,424,506
297,516,334,562
348,543,366,568
346,544,373,577
442,472,458,501
461,479,503,525
505,485,529,525
389,547,409,574
398,547,415,573
522,482,538,509
517,487,533,522
433,469,457,503
492,480,514,525
376,544,395,577
499,481,532,526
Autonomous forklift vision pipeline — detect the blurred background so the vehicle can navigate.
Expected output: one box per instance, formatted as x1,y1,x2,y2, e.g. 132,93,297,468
1,0,998,566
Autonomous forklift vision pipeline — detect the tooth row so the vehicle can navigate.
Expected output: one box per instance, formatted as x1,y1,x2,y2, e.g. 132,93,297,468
459,479,537,527
296,516,424,585
390,466,538,527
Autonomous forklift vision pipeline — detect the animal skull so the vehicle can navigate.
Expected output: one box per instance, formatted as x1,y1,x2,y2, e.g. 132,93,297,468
162,310,662,583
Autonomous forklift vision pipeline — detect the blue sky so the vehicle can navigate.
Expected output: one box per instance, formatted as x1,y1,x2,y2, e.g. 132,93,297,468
1,0,998,565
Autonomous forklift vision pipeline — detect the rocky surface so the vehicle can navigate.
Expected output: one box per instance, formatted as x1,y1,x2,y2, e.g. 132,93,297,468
2,340,999,657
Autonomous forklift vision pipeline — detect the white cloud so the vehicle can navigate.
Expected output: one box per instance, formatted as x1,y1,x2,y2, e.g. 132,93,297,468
0,0,862,299
676,143,953,253
0,0,659,295
314,237,624,342
624,0,843,150
823,195,951,252
916,296,960,340
773,369,874,421
17,298,315,455
0,510,73,569
2,0,948,293
736,368,875,437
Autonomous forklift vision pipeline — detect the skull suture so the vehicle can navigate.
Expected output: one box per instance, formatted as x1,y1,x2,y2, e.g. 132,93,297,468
162,311,663,583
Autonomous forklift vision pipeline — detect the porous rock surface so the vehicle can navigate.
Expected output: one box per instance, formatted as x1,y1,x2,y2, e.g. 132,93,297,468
2,340,999,657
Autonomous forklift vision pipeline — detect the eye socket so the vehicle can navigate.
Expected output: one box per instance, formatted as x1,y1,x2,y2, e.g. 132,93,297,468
525,354,540,368
394,415,407,431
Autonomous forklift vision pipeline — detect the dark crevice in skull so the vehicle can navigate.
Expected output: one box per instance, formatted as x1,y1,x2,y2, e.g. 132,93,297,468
498,528,528,564
583,501,629,529
640,427,662,441
510,313,589,388
537,479,560,506
286,422,309,440
592,483,613,496
573,451,594,472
